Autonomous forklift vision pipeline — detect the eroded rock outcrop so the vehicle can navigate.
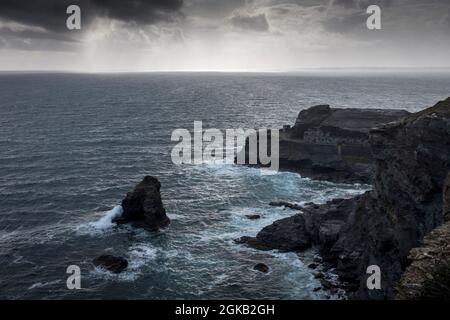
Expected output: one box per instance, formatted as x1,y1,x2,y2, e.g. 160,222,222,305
240,98,450,299
113,176,170,231
241,197,358,252
238,105,409,183
396,172,450,299
395,221,450,299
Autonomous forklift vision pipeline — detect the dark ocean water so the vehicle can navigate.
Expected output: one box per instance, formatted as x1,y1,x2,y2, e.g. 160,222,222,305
0,72,449,299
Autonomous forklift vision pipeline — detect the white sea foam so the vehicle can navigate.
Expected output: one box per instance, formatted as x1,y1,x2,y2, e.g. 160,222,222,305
76,205,123,235
167,213,184,220
128,243,158,266
90,205,123,230
91,243,159,282
28,279,61,290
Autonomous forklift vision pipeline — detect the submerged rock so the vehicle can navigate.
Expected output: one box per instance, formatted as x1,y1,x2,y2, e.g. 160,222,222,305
93,255,128,274
113,176,170,231
269,201,303,210
253,263,269,273
245,214,261,220
320,278,333,290
314,272,325,279
234,236,274,251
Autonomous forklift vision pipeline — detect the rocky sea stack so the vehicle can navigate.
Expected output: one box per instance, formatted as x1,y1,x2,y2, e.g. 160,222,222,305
239,98,450,299
113,176,170,232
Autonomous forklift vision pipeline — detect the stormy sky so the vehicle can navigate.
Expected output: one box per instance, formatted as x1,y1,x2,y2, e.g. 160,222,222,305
0,0,449,71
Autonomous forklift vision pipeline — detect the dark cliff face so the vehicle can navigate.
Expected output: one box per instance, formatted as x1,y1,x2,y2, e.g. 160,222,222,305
240,98,450,299
444,173,450,222
332,98,450,299
396,174,450,299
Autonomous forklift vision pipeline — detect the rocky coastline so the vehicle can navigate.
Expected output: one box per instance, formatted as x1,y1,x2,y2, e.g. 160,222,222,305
238,104,409,184
238,98,450,299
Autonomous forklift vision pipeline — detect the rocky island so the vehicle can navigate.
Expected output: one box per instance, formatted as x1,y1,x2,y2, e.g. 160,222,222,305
239,98,450,299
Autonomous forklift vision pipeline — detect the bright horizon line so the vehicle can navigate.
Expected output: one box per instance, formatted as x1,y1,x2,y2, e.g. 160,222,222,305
1,67,450,74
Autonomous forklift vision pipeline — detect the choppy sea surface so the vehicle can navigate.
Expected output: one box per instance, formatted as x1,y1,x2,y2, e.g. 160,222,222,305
1,72,449,299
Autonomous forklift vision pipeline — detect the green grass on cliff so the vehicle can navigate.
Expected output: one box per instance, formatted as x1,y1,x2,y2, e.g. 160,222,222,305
405,97,450,123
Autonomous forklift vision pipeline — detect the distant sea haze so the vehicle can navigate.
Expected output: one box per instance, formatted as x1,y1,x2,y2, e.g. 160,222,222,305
0,72,449,299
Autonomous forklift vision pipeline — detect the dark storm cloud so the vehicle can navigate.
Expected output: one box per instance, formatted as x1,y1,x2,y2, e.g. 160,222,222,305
88,0,184,25
322,11,366,33
0,24,79,51
2,0,450,53
332,0,356,8
272,0,328,7
446,7,450,26
324,0,450,34
322,0,391,34
332,0,393,9
0,0,184,51
185,0,247,19
0,0,184,34
0,26,74,42
230,13,270,32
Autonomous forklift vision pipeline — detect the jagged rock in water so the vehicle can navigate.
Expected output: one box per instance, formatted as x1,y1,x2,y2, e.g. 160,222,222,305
93,255,128,274
240,198,357,252
308,263,318,269
238,104,409,184
113,176,170,231
253,263,270,273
